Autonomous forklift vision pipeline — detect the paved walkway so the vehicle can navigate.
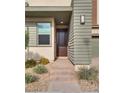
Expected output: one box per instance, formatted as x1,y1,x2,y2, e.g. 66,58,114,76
48,58,82,93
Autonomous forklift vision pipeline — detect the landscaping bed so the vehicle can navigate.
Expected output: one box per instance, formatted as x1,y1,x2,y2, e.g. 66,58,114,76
25,57,50,92
79,80,98,91
25,65,50,92
77,67,99,92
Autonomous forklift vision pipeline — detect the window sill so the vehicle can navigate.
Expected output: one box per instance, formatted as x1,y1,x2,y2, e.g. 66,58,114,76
37,45,52,47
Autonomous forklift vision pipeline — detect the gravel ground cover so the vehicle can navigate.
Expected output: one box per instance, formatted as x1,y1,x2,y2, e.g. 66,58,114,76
79,57,99,92
25,64,51,92
79,80,99,92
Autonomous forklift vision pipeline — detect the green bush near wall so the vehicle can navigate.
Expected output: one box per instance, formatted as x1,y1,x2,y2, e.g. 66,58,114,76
25,31,29,49
78,67,98,80
25,59,37,68
25,73,37,84
33,64,48,74
39,57,49,65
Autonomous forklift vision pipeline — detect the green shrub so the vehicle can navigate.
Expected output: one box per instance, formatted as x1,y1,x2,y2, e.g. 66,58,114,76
78,67,98,80
33,64,48,74
25,31,29,49
25,73,37,84
25,59,36,68
39,57,49,65
87,68,98,80
78,68,88,80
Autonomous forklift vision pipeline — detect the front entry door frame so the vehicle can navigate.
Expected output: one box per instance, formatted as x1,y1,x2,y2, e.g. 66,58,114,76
56,29,68,57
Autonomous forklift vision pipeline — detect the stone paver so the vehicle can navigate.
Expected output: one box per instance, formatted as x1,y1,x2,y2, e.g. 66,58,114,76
48,58,82,93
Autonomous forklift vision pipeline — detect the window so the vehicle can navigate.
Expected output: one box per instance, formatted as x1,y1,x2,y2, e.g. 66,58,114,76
37,23,51,45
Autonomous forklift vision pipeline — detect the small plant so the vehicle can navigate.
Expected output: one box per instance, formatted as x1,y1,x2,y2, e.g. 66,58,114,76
78,68,88,80
25,73,37,84
25,59,36,68
78,67,98,80
33,64,48,74
87,68,98,80
25,31,29,49
39,57,49,65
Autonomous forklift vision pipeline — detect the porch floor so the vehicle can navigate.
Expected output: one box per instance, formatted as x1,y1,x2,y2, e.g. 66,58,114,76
48,58,82,93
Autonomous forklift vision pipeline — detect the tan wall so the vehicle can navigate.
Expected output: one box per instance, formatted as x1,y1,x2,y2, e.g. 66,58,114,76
97,0,99,24
28,46,55,62
92,0,99,25
26,0,72,6
26,18,56,62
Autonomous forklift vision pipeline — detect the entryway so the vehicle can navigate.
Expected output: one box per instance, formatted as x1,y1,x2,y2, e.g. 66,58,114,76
56,29,68,57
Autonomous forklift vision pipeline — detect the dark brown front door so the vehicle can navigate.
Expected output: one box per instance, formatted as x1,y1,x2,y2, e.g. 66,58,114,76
57,29,68,56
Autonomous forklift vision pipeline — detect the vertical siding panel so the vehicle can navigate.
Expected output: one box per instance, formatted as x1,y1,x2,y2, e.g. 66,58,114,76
28,27,37,46
71,0,92,65
68,14,74,63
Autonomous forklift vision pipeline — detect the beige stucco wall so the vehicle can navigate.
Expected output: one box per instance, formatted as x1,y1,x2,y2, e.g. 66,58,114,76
28,46,55,62
26,18,56,62
26,0,72,6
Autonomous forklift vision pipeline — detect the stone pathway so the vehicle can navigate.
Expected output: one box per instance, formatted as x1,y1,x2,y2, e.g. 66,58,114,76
48,58,82,93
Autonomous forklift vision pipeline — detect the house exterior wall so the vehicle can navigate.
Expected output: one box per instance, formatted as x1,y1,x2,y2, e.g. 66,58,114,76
92,0,99,36
92,0,97,25
92,27,99,36
68,0,92,65
25,18,56,61
97,0,99,25
92,37,99,58
25,0,96,67
68,14,74,62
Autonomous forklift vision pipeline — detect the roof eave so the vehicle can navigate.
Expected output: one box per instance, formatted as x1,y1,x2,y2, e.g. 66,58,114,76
25,6,72,12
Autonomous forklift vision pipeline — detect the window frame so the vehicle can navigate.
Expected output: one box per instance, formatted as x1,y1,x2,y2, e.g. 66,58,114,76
36,22,52,46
